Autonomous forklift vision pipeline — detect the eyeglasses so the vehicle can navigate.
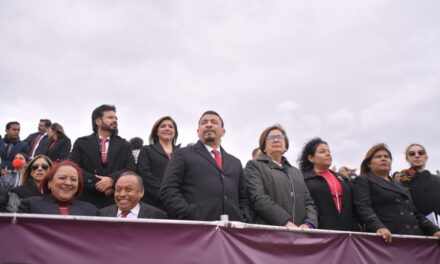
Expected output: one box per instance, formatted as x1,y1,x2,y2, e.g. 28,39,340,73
31,163,50,171
407,150,426,157
266,134,285,141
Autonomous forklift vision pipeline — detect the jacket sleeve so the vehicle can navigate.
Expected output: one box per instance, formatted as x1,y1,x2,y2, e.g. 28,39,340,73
302,181,318,228
238,161,253,223
58,138,72,161
160,150,190,219
244,160,291,226
353,176,386,232
136,147,161,203
69,140,97,191
17,197,30,213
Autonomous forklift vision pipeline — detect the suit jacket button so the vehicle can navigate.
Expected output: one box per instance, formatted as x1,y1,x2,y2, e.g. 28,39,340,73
406,225,410,229
405,200,410,203
223,195,228,200
400,212,404,215
396,198,400,202
410,212,414,215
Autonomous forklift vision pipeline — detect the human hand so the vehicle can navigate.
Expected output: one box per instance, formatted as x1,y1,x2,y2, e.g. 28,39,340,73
95,175,114,192
377,228,392,243
104,188,114,196
299,224,310,229
285,221,298,228
432,231,440,238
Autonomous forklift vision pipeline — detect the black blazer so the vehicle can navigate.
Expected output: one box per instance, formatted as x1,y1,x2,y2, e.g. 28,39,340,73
36,136,72,162
304,170,359,231
69,133,135,208
353,172,439,236
136,143,180,210
99,202,168,219
160,141,252,222
18,195,99,216
11,184,41,199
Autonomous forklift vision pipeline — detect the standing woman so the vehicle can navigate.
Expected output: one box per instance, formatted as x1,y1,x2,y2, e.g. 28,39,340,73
7,155,53,212
244,125,317,228
43,123,72,162
353,143,440,243
137,116,180,210
298,138,359,231
400,144,440,216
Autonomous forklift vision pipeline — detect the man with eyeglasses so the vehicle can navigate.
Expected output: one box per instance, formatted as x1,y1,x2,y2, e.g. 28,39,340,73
1,122,29,175
70,104,135,208
160,110,252,222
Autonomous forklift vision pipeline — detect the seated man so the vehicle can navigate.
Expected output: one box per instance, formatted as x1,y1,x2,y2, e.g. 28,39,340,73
100,171,167,219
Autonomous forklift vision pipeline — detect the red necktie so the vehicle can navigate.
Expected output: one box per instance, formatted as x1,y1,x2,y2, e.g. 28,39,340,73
100,138,108,163
121,211,130,218
211,150,222,170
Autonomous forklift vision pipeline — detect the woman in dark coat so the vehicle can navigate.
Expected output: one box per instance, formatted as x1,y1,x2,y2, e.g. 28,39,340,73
19,160,98,216
44,122,71,162
400,143,440,216
8,155,53,212
136,116,180,210
298,138,359,231
353,143,440,243
244,124,317,228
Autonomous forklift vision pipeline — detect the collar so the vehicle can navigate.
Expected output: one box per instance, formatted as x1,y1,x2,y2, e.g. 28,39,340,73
117,203,141,218
203,144,221,155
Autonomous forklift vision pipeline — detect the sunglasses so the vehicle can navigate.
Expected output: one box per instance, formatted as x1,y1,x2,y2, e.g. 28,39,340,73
407,150,425,157
266,134,285,141
31,163,50,171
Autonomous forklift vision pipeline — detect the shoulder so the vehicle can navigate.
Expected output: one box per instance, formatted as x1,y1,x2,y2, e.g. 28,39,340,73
140,203,167,218
74,134,95,143
99,204,117,216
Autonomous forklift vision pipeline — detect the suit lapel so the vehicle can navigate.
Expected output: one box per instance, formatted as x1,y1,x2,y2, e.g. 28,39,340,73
367,172,410,198
85,134,104,171
194,141,220,171
151,143,168,158
106,136,122,167
220,147,231,172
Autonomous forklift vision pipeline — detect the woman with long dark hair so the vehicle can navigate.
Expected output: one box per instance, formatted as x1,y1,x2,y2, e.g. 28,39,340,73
298,138,359,231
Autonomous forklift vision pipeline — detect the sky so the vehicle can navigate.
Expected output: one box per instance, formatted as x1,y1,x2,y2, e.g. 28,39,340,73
1,0,439,173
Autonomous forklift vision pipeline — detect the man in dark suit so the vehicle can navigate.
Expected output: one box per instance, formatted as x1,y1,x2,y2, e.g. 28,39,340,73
160,110,252,222
24,119,51,158
100,171,167,219
70,105,135,208
1,122,29,175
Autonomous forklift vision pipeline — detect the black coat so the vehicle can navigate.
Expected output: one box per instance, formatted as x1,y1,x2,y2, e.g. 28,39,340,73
136,143,180,210
18,195,99,216
11,184,41,199
353,172,439,236
37,136,72,162
303,170,359,231
160,141,252,221
401,169,440,216
99,202,168,219
69,133,135,208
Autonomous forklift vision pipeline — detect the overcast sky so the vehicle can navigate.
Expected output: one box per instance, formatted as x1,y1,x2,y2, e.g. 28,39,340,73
1,0,439,173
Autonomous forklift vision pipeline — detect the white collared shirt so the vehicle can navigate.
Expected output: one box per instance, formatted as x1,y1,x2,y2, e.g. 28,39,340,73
203,144,222,159
117,203,141,219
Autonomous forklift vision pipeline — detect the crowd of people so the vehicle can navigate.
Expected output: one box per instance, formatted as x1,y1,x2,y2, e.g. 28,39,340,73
1,104,440,243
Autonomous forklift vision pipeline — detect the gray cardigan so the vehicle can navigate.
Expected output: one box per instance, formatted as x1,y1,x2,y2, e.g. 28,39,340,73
244,155,317,227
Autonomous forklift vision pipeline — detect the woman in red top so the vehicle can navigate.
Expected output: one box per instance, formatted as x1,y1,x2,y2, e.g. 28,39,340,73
18,160,98,216
299,138,359,231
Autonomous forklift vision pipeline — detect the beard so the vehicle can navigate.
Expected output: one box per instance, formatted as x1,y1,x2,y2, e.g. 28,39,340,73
101,123,118,134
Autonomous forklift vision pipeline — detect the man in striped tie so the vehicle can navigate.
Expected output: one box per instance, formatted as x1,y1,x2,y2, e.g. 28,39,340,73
70,104,135,208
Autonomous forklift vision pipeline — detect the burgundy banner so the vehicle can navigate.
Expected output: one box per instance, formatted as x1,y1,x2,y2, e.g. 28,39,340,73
0,214,439,264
